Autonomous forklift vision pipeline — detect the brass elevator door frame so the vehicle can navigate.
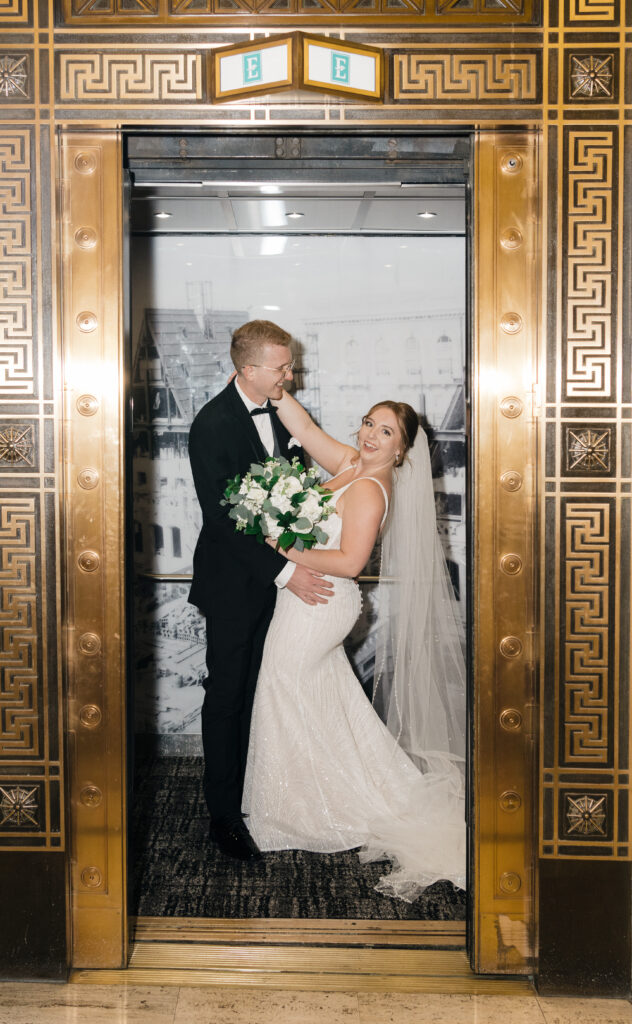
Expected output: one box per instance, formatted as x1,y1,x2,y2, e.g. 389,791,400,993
60,127,539,976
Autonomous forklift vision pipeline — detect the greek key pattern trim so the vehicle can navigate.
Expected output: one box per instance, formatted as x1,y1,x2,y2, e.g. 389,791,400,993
566,0,617,23
0,130,34,397
0,0,29,22
563,130,615,401
562,501,611,766
393,52,539,103
0,498,39,759
57,52,203,103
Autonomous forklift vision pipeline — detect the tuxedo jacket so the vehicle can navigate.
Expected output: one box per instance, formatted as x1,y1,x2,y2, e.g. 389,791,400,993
188,379,304,618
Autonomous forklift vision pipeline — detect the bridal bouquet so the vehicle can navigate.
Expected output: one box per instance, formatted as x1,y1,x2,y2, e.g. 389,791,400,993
221,456,335,552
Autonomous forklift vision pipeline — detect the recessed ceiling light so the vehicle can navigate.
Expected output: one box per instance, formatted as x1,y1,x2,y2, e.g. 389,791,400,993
154,211,172,219
262,305,280,311
384,263,392,268
417,210,437,219
260,185,281,195
286,211,305,219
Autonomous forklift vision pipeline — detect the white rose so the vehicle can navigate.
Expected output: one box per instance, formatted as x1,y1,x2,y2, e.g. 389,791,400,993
270,494,293,515
301,493,323,522
242,481,266,512
283,475,303,496
262,512,283,540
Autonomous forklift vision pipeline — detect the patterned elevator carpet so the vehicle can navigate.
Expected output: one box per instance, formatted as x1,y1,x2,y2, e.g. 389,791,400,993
131,756,466,921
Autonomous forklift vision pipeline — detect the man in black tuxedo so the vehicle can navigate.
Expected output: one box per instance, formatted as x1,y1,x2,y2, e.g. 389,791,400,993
188,320,332,860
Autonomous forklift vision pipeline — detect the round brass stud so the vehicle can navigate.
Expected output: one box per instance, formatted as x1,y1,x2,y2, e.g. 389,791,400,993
500,228,523,250
500,470,523,492
79,704,102,728
500,396,523,419
500,312,523,335
76,311,97,333
500,553,523,575
80,866,103,888
78,632,101,656
499,871,522,894
77,467,99,490
77,550,100,573
74,227,97,250
499,635,523,659
500,708,523,731
500,153,523,174
74,152,97,174
76,394,99,417
499,790,522,813
80,785,103,808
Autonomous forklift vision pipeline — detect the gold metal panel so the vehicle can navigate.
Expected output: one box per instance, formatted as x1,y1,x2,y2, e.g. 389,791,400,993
70,921,532,993
472,131,539,974
563,131,614,401
57,52,203,104
57,0,536,27
60,131,127,968
0,0,29,23
0,497,38,761
393,52,539,103
0,130,33,395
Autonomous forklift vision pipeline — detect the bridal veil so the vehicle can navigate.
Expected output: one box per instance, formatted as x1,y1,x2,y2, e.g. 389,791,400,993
359,428,467,899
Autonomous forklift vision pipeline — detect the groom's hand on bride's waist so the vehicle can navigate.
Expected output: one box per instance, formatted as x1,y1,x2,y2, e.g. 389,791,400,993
286,564,333,605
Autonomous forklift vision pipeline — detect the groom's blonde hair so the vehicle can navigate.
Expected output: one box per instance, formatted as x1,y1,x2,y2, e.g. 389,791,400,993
231,320,292,372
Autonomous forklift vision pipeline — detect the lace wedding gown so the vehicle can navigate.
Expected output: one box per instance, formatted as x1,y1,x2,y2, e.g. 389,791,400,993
242,478,466,900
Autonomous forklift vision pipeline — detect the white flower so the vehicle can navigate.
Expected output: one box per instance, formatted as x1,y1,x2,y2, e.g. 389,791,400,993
301,493,323,522
262,512,283,540
241,480,266,513
288,437,301,450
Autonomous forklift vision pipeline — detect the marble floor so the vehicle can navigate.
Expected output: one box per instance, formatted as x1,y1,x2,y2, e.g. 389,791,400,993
1,984,632,1024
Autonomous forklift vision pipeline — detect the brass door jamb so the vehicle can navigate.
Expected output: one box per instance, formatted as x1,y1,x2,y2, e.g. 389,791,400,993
60,127,539,975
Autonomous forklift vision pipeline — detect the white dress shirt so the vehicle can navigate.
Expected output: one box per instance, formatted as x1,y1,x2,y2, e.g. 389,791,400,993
234,377,295,589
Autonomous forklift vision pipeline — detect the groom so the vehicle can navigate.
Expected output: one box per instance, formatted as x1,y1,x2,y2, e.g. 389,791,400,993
188,320,333,860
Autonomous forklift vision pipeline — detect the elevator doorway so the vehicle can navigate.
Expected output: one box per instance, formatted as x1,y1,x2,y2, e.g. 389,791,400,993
126,134,468,924
61,129,538,973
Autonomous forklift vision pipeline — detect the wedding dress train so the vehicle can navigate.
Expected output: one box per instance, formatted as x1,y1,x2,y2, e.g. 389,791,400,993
242,478,466,900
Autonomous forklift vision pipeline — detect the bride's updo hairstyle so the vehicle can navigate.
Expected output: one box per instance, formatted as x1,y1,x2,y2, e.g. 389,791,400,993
365,401,419,467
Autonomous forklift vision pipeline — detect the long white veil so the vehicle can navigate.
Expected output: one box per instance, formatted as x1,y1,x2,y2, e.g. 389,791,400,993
356,428,467,900
372,429,467,779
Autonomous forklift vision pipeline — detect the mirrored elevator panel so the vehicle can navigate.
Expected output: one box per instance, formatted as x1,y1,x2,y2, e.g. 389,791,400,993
130,184,466,749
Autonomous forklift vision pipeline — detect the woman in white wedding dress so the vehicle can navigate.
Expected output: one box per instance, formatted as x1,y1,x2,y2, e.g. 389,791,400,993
242,393,467,900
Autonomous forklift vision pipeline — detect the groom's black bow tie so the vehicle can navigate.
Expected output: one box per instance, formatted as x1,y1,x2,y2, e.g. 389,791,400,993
251,402,275,417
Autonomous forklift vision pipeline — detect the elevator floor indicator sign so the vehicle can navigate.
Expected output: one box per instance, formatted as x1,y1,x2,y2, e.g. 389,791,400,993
331,52,350,84
243,52,262,83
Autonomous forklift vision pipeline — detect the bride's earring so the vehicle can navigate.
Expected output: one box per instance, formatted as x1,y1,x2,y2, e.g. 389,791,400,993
394,451,400,462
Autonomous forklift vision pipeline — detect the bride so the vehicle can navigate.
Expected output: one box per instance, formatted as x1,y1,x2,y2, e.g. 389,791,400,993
241,391,467,900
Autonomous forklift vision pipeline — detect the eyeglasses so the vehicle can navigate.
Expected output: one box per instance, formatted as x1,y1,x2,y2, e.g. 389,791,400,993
249,360,295,374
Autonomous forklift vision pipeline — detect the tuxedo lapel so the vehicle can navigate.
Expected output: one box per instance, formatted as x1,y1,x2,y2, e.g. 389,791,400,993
224,379,268,463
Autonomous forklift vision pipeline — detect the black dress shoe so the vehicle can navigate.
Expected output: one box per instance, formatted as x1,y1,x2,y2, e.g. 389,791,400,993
209,817,262,861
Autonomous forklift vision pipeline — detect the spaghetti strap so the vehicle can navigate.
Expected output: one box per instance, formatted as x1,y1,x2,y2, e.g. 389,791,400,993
339,476,389,527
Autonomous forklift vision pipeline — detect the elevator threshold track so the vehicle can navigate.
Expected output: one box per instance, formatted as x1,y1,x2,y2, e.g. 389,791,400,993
70,918,533,994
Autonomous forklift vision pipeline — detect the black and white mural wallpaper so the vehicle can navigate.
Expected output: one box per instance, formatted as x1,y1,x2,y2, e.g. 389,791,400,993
131,234,466,743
